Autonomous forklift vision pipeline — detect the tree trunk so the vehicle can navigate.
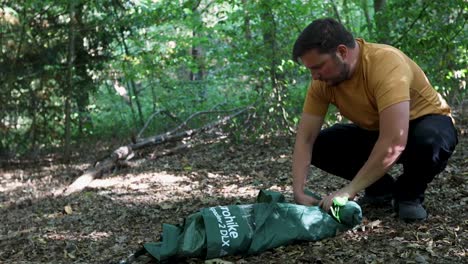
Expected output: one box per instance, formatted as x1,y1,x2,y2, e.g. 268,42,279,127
190,31,204,82
74,2,92,139
374,0,386,12
188,1,206,102
28,77,42,155
119,30,145,128
373,0,389,43
259,0,290,131
64,0,77,163
361,0,373,38
329,0,342,24
242,0,252,40
343,0,351,26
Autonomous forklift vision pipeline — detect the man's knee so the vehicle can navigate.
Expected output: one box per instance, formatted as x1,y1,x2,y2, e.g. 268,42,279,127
403,130,455,173
407,115,458,160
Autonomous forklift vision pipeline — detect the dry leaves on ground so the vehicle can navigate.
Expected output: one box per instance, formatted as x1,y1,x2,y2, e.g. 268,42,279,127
0,134,467,264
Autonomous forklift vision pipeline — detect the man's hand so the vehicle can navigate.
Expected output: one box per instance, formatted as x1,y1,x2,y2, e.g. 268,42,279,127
319,186,356,211
294,190,321,206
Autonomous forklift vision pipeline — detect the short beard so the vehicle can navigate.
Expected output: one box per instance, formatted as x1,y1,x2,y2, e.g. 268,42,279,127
328,54,350,86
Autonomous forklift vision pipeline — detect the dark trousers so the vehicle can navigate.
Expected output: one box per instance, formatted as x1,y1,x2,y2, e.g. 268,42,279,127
311,114,458,201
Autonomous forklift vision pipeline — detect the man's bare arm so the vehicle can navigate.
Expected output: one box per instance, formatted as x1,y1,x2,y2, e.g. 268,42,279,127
347,101,409,194
320,101,410,210
292,113,324,205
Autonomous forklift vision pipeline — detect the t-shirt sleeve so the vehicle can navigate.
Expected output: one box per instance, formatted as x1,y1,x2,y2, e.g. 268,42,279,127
302,81,330,116
370,51,412,112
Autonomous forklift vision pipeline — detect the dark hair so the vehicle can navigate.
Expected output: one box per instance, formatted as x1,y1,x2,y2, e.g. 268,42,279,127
292,18,355,62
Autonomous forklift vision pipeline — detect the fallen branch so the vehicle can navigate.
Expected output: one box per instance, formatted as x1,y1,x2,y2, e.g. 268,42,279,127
132,106,248,149
63,145,133,195
62,105,252,196
163,102,226,135
136,102,226,140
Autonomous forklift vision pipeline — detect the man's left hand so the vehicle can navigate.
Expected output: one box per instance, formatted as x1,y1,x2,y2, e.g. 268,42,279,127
319,187,356,212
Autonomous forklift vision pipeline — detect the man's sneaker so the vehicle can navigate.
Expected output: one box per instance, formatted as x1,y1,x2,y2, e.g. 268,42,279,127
356,193,393,207
395,199,428,222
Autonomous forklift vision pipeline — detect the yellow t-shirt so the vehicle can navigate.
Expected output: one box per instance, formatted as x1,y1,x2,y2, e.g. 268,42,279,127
303,39,452,130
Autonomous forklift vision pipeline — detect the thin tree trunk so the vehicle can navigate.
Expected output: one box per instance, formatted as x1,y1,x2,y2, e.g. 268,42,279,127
119,34,145,127
242,0,252,40
74,2,90,139
259,0,290,131
151,82,157,113
374,0,386,12
116,64,139,130
373,0,389,43
189,2,206,102
343,0,351,27
29,76,43,155
64,0,77,162
190,31,204,82
330,0,342,24
361,0,373,38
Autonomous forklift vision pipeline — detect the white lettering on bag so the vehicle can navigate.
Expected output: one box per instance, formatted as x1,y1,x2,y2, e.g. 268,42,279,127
209,206,241,255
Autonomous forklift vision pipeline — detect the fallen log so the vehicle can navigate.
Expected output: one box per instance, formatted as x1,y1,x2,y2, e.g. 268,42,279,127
62,106,252,196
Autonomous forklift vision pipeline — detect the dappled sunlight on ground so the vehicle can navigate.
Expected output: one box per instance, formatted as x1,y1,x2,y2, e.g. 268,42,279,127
89,171,189,189
44,230,112,242
0,134,466,263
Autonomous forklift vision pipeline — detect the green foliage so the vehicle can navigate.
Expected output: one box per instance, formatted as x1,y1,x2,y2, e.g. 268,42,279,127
373,0,467,103
1,0,466,158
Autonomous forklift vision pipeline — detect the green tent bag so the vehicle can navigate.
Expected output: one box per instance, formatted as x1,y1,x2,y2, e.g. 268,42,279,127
144,190,362,261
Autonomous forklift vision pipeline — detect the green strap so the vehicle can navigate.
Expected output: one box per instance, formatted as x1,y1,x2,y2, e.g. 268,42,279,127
330,196,348,223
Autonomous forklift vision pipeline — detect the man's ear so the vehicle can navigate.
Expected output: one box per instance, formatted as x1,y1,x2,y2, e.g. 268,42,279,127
336,45,348,60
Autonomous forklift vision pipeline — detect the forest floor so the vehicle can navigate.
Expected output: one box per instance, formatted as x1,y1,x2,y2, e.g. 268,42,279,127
1,122,467,263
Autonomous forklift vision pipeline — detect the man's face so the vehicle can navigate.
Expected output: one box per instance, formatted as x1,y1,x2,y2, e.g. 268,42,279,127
300,48,350,86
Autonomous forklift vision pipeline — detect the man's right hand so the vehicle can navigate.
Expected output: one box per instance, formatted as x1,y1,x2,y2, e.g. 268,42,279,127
293,191,320,206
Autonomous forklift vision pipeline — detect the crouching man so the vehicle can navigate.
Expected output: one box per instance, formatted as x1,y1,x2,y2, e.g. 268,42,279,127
291,18,458,221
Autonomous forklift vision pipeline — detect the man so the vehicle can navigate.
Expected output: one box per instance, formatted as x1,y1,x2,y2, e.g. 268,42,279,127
291,18,458,221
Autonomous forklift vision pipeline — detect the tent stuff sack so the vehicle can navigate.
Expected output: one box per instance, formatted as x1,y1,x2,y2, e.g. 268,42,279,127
143,190,362,262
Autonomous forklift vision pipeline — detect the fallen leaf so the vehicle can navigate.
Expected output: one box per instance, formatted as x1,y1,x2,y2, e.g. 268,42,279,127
277,158,288,163
64,205,73,215
369,220,382,228
160,203,174,210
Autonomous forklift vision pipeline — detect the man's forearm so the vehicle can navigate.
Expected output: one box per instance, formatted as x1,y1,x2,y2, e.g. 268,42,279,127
292,141,313,193
347,138,405,195
291,114,324,205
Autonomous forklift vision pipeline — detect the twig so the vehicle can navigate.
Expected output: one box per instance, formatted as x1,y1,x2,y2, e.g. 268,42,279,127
136,109,165,139
132,105,253,150
137,103,226,139
157,103,237,137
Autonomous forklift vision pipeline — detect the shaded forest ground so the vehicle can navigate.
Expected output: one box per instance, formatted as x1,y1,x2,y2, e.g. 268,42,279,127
1,118,467,263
